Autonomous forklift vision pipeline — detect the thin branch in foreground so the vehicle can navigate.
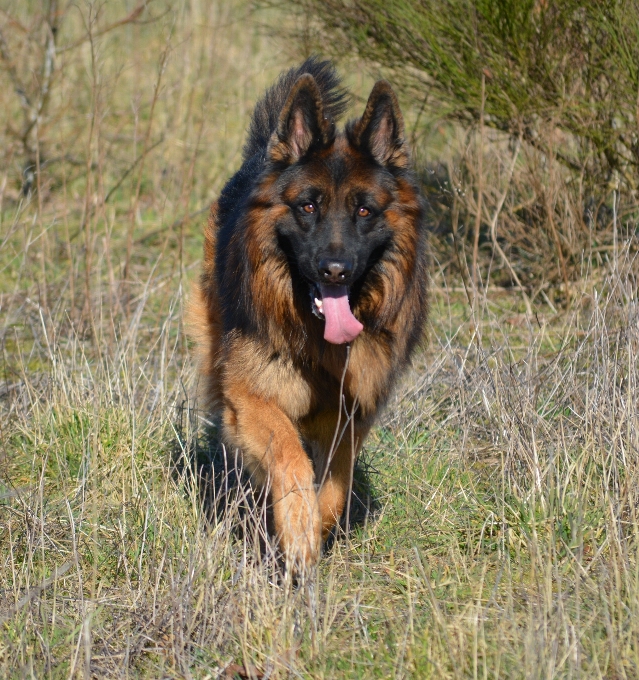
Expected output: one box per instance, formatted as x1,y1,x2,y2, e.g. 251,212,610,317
0,559,76,625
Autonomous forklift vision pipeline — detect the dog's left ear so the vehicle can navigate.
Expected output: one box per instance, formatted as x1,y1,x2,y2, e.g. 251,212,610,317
268,74,331,164
351,81,409,169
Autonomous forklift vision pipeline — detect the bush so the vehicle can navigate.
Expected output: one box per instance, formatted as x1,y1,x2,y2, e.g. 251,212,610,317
288,1,639,186
280,0,639,288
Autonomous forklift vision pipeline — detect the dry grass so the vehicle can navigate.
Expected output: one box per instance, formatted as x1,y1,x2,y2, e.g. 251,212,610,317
1,2,639,678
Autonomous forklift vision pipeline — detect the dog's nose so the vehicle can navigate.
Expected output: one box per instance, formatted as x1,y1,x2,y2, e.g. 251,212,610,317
319,259,352,284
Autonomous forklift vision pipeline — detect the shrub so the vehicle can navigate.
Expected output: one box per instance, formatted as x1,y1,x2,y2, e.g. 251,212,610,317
280,0,639,287
287,1,639,185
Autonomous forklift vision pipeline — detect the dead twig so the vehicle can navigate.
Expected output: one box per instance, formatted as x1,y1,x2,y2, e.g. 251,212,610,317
472,73,485,304
448,162,474,312
124,33,172,290
0,559,76,624
104,136,164,205
134,206,210,246
0,2,58,190
488,136,532,316
57,1,157,52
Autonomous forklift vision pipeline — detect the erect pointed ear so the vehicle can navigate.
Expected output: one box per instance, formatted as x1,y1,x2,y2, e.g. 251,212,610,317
350,81,409,168
268,74,331,164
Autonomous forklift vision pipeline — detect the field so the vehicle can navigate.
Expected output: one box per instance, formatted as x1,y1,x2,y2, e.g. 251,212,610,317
1,2,639,678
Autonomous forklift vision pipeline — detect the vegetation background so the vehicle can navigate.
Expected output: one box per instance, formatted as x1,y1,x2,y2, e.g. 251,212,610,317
0,0,638,677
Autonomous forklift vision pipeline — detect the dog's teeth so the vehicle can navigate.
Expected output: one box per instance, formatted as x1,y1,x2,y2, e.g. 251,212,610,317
314,297,323,312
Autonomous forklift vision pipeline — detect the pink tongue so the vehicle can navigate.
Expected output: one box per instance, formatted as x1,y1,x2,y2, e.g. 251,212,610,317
319,284,363,345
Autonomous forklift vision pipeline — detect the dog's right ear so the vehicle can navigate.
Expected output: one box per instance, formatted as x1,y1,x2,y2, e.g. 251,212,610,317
268,74,330,164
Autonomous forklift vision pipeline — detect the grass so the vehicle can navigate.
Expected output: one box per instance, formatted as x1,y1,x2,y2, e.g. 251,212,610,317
2,2,639,678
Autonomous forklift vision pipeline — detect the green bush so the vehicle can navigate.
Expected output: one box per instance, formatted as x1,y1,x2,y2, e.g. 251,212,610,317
288,0,639,188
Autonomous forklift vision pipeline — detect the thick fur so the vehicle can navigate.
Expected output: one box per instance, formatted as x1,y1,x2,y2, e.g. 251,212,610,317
188,58,429,570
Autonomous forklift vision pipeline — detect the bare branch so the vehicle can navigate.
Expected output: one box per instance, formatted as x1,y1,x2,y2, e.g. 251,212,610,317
0,9,28,33
21,2,58,146
0,27,32,113
0,559,76,624
58,1,156,52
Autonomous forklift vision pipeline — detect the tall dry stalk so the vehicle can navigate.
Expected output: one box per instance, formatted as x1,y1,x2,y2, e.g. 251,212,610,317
123,35,171,298
472,73,485,304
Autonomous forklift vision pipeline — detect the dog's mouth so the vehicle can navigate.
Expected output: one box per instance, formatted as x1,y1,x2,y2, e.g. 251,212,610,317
310,283,363,345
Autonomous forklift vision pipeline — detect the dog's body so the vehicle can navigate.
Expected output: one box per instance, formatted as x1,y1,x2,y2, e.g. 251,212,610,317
189,58,428,569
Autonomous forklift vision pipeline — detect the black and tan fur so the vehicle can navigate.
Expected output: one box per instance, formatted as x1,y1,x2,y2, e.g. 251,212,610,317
188,58,429,569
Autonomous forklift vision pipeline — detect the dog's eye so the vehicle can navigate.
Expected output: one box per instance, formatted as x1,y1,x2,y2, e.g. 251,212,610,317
357,206,371,218
301,203,316,214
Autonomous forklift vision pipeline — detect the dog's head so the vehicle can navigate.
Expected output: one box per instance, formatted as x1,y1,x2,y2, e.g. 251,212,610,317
258,74,420,345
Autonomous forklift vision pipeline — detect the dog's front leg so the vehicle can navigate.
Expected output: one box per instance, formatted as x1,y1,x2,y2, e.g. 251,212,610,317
317,422,370,541
221,383,321,571
302,412,370,541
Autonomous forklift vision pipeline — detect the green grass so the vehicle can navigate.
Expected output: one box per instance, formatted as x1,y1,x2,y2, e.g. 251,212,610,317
3,270,639,677
2,1,639,678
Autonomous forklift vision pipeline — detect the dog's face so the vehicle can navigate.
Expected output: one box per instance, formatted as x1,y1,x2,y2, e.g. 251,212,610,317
262,76,413,344
275,144,396,289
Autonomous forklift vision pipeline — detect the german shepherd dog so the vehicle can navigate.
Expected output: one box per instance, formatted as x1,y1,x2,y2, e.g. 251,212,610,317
189,58,428,571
